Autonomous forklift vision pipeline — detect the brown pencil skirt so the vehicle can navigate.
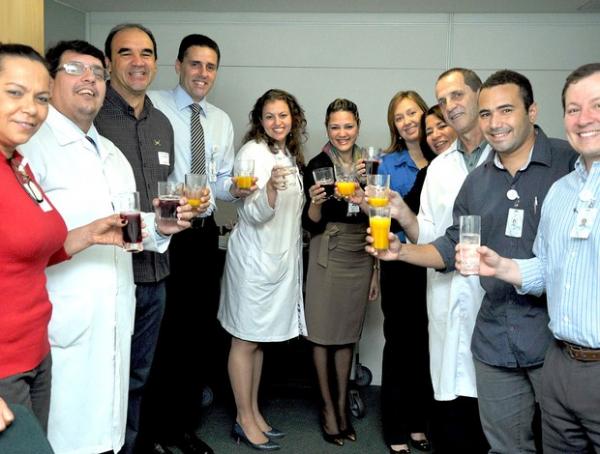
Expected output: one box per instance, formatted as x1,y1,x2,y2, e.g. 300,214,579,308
304,222,374,346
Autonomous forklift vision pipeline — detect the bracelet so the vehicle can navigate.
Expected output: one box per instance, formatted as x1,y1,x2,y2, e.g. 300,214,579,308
373,261,380,271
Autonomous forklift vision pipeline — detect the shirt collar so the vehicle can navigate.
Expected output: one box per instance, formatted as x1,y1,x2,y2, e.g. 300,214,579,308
174,84,207,116
386,149,418,169
456,138,488,155
105,81,152,120
574,156,600,181
490,126,552,171
46,106,104,155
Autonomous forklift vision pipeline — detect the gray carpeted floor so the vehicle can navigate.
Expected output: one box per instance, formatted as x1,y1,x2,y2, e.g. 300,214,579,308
193,386,432,454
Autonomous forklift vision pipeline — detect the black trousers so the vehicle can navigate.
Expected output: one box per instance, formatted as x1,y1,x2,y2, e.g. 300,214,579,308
380,260,433,445
431,396,489,454
139,217,224,445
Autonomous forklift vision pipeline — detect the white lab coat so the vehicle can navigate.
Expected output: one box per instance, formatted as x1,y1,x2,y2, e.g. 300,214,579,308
417,139,491,401
21,106,169,454
218,140,307,342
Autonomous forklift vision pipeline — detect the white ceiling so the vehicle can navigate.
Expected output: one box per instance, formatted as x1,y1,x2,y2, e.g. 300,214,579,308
53,0,600,14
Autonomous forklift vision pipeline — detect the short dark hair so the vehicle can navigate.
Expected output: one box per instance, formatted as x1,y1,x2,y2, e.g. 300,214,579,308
437,67,482,92
177,34,220,66
325,98,361,128
561,63,600,112
481,69,534,110
0,43,48,73
46,40,106,77
104,23,157,61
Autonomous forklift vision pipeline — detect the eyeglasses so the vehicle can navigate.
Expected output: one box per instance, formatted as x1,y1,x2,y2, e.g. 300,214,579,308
10,157,44,204
57,61,109,81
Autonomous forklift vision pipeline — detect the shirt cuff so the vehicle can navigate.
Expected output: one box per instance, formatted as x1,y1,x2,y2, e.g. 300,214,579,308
514,258,545,297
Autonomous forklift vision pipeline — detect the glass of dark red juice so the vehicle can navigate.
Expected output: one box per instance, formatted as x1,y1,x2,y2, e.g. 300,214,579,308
115,191,143,252
156,181,181,230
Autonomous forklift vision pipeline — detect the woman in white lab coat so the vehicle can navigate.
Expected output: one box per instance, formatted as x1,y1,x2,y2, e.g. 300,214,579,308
218,89,307,450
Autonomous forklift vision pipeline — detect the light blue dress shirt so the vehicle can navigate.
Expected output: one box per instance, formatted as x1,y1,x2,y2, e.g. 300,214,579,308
149,85,235,214
517,158,600,348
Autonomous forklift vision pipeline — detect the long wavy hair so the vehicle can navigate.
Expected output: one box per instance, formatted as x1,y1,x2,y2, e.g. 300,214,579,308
243,89,307,166
384,90,428,153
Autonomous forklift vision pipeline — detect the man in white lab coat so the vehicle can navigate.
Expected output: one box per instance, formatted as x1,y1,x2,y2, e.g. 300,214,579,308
21,40,193,454
389,68,491,453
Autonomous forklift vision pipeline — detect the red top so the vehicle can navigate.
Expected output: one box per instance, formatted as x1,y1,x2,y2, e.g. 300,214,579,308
0,151,69,379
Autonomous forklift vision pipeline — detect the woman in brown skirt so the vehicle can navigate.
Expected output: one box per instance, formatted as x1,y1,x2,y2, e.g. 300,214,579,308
302,98,379,446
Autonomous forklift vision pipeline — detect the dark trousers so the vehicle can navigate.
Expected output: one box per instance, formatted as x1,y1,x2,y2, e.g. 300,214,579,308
380,260,433,445
141,217,222,445
0,354,52,433
431,396,489,454
120,281,167,454
542,340,600,453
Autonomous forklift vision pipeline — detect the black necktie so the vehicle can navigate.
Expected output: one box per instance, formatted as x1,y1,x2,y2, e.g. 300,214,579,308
190,104,206,175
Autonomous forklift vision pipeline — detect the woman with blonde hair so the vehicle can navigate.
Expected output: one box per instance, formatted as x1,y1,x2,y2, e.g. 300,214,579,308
378,91,435,453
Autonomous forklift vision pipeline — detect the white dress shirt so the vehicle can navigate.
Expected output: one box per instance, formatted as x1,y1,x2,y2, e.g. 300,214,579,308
149,85,235,215
417,139,491,401
21,106,169,454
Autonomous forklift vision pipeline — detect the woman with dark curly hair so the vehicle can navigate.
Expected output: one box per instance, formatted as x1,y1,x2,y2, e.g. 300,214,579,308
218,89,308,451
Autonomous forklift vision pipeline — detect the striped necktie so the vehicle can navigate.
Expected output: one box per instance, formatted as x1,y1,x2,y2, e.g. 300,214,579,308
190,103,206,175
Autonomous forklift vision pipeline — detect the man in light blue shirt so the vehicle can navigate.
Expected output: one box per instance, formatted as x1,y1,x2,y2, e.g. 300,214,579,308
145,34,251,454
466,63,600,453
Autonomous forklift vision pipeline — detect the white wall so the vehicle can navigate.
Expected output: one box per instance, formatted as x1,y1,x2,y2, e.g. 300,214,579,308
88,11,600,385
44,0,87,49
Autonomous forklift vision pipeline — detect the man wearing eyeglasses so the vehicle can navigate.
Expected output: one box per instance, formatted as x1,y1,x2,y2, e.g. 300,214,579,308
20,40,193,454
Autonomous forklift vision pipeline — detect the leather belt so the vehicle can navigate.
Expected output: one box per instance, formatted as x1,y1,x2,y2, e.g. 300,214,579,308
561,341,600,362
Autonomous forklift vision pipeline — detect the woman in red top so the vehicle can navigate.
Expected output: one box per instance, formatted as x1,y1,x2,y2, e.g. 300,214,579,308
0,43,125,432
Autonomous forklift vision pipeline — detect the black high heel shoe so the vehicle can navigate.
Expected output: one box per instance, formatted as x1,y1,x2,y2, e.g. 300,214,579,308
340,422,357,442
320,412,344,446
232,422,280,451
263,426,286,439
409,437,431,452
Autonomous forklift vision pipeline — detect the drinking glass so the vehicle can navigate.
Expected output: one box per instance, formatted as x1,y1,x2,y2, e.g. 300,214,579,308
312,167,335,199
114,191,142,252
369,206,392,251
366,174,390,207
334,165,358,197
234,159,255,190
459,215,481,275
156,181,181,229
362,146,382,175
184,173,208,211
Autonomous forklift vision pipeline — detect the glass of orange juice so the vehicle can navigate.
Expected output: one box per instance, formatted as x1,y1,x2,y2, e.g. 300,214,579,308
369,206,392,251
184,173,208,210
234,159,255,190
366,174,390,207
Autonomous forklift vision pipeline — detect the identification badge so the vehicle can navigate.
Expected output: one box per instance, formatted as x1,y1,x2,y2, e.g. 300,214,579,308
505,208,524,238
347,202,360,215
570,207,598,239
39,198,53,212
158,152,170,166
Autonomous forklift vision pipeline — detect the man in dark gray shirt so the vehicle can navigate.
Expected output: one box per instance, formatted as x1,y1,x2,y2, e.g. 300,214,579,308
95,23,209,454
371,70,575,452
